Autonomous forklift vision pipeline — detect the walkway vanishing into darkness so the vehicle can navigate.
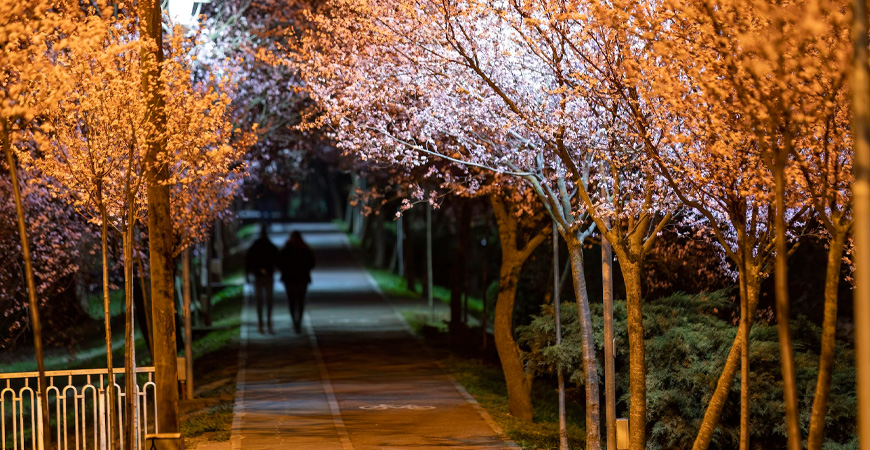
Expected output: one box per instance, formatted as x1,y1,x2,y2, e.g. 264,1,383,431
229,223,515,449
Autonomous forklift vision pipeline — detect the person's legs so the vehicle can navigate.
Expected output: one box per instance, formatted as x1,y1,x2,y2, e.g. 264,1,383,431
287,283,300,333
296,285,308,327
285,282,302,334
291,284,307,334
254,279,265,333
265,278,274,333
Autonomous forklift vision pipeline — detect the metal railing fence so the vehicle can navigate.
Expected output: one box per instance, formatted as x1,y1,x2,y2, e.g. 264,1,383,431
1,367,158,450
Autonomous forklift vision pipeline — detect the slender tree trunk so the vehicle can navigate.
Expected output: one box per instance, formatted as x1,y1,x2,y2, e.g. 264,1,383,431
807,227,847,449
773,160,801,450
123,223,137,450
481,236,489,350
134,275,152,361
396,215,404,276
739,257,750,450
692,269,761,450
851,1,870,444
565,237,602,450
204,231,213,326
602,233,616,450
2,121,51,449
135,243,153,358
554,226,569,450
182,248,194,400
139,0,180,435
621,259,646,450
96,187,116,445
374,213,386,268
326,168,344,221
426,203,434,320
404,214,416,291
451,202,469,333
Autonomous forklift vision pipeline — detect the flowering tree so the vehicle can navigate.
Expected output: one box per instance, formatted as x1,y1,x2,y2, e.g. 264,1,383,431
30,21,252,440
195,0,312,192
622,0,851,447
293,2,686,448
30,32,147,439
163,29,254,253
1,0,102,440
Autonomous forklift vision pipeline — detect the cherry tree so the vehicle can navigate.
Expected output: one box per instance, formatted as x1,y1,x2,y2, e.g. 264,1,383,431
1,0,105,440
28,21,252,440
194,0,313,192
620,0,849,447
164,26,256,401
293,2,685,448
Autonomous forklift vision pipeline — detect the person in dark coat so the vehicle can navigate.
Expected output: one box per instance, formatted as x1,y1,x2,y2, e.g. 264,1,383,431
246,223,279,333
279,231,316,334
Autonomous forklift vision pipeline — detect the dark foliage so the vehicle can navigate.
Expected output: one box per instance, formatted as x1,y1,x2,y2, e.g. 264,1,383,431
519,291,857,450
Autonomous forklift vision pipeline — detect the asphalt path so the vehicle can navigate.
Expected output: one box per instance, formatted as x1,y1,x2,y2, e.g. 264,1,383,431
230,223,514,449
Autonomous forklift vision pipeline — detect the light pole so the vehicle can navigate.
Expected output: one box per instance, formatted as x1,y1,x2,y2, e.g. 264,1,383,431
164,0,210,27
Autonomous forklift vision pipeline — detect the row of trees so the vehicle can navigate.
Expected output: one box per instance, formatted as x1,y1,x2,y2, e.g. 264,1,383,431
2,0,254,444
288,0,861,449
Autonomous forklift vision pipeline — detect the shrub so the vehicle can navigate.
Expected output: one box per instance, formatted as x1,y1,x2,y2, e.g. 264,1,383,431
518,291,857,449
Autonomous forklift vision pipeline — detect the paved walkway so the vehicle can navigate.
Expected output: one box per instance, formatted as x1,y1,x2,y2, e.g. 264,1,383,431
229,223,514,449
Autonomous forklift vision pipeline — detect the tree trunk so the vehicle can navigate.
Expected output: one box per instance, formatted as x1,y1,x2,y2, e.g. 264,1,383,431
481,236,489,350
621,259,646,450
2,121,51,449
692,269,761,450
182,248,194,400
451,202,469,333
493,259,533,421
851,1,870,444
602,234,616,450
565,237,602,450
489,195,545,423
807,227,847,449
135,244,153,358
123,224,137,449
139,0,180,435
326,168,344,221
404,214,416,291
204,231,213,326
739,255,751,450
96,188,116,445
773,159,801,450
426,203,434,319
554,226,568,450
374,213,386,268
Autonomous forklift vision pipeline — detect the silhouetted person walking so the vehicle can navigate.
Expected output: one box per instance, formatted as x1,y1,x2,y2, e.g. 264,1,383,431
246,223,278,334
279,231,316,334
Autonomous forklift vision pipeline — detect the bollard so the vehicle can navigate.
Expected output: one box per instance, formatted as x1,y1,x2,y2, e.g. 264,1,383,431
616,418,629,450
145,433,184,450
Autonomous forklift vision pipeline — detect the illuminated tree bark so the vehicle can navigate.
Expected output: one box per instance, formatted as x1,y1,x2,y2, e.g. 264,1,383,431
852,0,870,445
490,195,546,422
2,118,51,449
138,0,180,435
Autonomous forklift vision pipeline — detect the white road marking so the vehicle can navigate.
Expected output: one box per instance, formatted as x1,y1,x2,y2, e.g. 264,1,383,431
358,404,436,410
